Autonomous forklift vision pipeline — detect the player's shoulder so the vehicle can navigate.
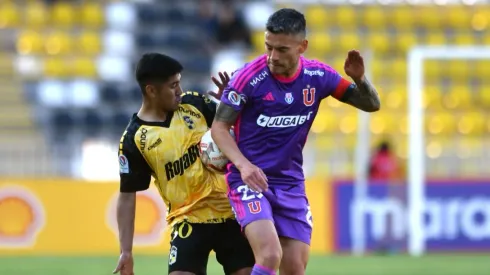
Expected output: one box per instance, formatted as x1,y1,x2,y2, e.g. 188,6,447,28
301,56,339,77
181,90,208,105
120,114,142,151
230,54,269,92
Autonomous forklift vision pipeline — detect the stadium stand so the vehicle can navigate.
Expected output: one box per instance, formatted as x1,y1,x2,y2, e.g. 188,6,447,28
3,1,490,179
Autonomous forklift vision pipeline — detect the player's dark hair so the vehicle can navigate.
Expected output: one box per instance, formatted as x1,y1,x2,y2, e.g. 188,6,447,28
135,53,183,94
266,8,306,36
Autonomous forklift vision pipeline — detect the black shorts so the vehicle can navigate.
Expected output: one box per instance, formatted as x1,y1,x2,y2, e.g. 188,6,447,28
168,219,254,275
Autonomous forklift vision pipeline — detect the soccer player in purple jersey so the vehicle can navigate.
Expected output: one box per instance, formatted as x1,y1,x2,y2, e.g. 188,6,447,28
211,8,380,275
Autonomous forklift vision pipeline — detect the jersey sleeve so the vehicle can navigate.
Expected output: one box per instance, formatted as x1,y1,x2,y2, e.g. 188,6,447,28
181,91,216,127
118,132,152,193
220,68,249,112
320,65,356,103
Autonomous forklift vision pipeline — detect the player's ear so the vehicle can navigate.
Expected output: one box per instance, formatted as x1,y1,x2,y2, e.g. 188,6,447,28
298,39,308,54
145,84,156,98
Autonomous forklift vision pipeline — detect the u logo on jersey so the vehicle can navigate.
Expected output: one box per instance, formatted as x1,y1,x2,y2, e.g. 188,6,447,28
302,87,316,106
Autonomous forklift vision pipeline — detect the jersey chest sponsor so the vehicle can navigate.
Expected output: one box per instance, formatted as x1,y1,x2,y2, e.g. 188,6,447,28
256,111,313,128
165,144,200,181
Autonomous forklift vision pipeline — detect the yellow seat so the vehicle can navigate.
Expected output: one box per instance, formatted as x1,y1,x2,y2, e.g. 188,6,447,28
391,58,406,81
471,10,490,31
338,114,358,134
475,60,490,79
51,2,76,27
457,112,485,135
424,60,440,80
477,86,490,107
338,32,360,51
423,86,443,110
73,57,97,78
305,6,329,31
77,31,102,55
447,60,469,81
44,57,69,77
392,6,414,30
0,2,20,28
443,86,472,110
16,30,43,55
369,113,395,135
335,7,356,29
44,31,73,55
425,137,446,160
368,32,390,54
426,32,447,45
309,32,331,56
312,111,338,133
25,1,48,28
446,7,471,29
395,33,417,53
426,112,456,135
252,31,264,52
363,7,385,30
371,59,384,81
81,3,104,28
453,33,475,45
385,89,406,110
417,7,440,29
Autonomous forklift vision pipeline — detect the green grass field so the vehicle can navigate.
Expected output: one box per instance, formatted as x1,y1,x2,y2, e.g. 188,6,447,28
0,254,488,275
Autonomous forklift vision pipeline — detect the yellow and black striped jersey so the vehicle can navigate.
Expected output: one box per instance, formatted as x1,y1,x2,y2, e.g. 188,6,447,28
118,91,233,226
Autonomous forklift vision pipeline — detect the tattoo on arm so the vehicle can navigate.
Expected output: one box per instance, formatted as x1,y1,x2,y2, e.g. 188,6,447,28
214,104,240,124
346,77,381,112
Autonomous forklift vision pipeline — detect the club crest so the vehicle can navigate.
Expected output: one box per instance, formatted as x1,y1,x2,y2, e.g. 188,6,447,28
285,92,294,104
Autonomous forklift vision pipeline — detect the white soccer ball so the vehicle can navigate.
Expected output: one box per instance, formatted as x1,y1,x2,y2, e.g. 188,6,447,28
199,129,235,174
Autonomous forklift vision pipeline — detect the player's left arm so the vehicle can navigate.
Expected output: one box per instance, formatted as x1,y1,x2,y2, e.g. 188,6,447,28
343,76,380,112
340,50,381,112
181,91,217,127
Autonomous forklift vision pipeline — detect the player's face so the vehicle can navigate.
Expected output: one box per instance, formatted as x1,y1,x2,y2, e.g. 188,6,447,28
265,31,308,76
145,73,183,112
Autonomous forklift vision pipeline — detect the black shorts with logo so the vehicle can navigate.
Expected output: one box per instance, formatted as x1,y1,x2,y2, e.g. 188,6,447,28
168,219,254,275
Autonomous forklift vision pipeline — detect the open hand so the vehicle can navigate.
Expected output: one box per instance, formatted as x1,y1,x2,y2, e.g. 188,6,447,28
113,252,134,275
239,162,268,193
344,50,365,81
207,71,231,100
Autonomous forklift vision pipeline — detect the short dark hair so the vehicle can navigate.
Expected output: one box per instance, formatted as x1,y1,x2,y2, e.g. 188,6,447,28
266,8,306,36
135,53,183,94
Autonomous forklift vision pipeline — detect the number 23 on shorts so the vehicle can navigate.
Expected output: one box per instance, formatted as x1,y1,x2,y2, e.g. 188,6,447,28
235,185,264,215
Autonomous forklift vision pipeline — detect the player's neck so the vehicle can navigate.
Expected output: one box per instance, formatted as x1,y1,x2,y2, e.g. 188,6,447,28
137,102,168,123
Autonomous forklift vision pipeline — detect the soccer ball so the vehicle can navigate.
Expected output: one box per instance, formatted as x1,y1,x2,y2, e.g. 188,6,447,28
199,129,235,174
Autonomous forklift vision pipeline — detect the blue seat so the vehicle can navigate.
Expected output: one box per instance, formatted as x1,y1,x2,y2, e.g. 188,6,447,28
82,109,103,129
101,84,121,104
51,110,75,135
136,32,157,48
164,9,185,22
137,4,160,24
112,111,131,130
129,86,142,101
184,55,211,74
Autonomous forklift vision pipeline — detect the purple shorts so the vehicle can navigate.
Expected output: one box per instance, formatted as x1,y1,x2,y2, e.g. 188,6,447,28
227,183,313,245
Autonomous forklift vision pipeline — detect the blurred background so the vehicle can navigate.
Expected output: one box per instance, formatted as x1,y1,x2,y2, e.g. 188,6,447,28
0,0,489,274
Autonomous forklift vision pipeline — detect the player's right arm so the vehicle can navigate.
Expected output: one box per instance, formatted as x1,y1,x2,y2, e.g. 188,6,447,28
113,132,152,274
211,77,268,192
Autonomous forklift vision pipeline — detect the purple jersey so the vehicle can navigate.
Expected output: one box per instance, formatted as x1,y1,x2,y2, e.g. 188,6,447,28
221,54,353,189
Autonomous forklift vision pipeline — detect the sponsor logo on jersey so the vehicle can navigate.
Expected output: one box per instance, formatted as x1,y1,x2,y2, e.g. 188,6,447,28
119,154,129,173
304,68,325,77
178,106,201,119
249,71,268,87
148,138,162,151
228,91,242,106
139,128,148,151
256,111,313,128
285,92,294,104
183,116,195,130
165,144,200,181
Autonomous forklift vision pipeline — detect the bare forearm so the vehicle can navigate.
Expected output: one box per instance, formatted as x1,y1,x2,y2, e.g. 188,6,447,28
346,77,381,112
117,192,136,253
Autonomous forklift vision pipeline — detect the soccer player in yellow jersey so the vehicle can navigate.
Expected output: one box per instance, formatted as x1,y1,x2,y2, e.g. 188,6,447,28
113,53,254,275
